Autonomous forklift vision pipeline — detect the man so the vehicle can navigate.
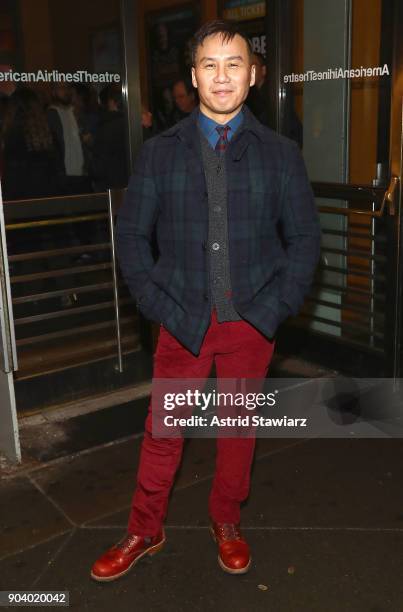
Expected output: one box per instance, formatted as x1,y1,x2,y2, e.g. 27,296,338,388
91,20,321,581
0,64,16,130
171,76,197,123
252,51,267,88
47,83,91,194
0,64,16,177
151,22,180,132
246,51,303,147
92,85,128,191
245,51,268,122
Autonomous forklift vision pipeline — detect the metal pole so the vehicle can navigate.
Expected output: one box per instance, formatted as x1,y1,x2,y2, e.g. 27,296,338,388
107,189,123,373
387,0,403,378
120,0,143,171
0,185,18,373
0,180,21,462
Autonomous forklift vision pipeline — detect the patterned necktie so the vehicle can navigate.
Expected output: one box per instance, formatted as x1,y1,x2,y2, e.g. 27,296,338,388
215,125,230,153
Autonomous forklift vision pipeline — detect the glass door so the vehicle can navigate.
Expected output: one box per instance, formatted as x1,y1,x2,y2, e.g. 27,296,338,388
0,0,149,428
266,0,403,377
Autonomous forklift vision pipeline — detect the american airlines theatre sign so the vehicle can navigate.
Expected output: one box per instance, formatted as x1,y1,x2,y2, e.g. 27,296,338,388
0,69,121,84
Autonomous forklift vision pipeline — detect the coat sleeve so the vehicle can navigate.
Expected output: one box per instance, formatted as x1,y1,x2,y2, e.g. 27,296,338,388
277,141,322,317
115,139,162,316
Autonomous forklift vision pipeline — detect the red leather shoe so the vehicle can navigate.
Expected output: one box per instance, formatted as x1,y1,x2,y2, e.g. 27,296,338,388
90,528,165,582
210,522,251,574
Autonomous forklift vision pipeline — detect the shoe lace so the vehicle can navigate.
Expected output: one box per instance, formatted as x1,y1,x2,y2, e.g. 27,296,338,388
117,534,140,554
216,523,242,541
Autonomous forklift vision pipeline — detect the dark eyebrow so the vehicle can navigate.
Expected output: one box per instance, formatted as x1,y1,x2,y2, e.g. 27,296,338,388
199,55,244,62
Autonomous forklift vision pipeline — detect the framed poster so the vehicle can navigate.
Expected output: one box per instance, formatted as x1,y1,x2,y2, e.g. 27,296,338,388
220,0,266,57
0,0,20,96
91,25,122,75
146,3,199,132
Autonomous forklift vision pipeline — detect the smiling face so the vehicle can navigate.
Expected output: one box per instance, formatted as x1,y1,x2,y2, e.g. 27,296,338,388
191,32,255,124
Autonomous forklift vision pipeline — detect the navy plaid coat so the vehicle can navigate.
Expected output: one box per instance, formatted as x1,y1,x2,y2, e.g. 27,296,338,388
116,105,321,356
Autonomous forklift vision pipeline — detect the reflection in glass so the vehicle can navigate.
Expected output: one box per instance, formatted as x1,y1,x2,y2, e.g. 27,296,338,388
282,0,392,352
0,0,127,201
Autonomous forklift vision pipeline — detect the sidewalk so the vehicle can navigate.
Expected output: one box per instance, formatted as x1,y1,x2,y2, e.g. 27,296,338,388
2,428,403,611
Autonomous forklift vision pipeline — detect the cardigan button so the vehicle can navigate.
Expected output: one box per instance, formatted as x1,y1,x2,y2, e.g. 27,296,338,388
203,292,209,301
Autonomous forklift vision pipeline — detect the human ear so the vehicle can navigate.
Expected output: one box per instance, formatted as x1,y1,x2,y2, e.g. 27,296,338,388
191,67,198,89
250,63,256,87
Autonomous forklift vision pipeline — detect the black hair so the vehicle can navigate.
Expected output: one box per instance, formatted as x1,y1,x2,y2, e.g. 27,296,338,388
190,20,253,66
99,84,122,109
172,74,194,95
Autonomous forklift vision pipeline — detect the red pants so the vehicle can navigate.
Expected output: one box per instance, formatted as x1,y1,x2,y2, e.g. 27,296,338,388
127,308,275,536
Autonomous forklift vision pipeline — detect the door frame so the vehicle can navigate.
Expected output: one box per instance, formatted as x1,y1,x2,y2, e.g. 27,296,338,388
0,184,20,462
0,0,145,463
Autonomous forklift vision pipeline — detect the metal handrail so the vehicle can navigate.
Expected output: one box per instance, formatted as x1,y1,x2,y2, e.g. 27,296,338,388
314,176,399,217
3,191,109,205
305,295,385,319
14,297,134,328
16,315,136,347
311,280,386,301
0,187,140,381
11,262,112,284
298,310,385,339
8,242,111,262
6,213,108,230
12,281,126,307
320,246,387,262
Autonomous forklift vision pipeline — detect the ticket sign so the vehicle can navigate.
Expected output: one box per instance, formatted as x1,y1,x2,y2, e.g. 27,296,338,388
222,0,266,22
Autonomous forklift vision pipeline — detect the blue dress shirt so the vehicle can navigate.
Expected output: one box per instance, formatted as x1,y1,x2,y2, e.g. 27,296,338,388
198,107,244,149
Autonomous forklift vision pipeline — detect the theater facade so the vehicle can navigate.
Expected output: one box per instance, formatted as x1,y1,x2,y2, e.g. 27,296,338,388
1,0,403,461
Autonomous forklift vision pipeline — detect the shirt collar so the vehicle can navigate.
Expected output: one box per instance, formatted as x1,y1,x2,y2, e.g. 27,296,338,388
198,106,244,140
161,105,267,145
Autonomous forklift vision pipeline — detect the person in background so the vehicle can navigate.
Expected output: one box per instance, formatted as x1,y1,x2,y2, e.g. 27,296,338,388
141,103,156,141
93,88,155,192
246,51,303,147
170,75,197,123
71,83,99,170
245,52,270,124
47,83,91,195
153,87,175,133
0,66,16,179
0,87,59,200
151,22,181,132
71,83,99,139
0,88,62,277
91,85,127,192
0,63,16,129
